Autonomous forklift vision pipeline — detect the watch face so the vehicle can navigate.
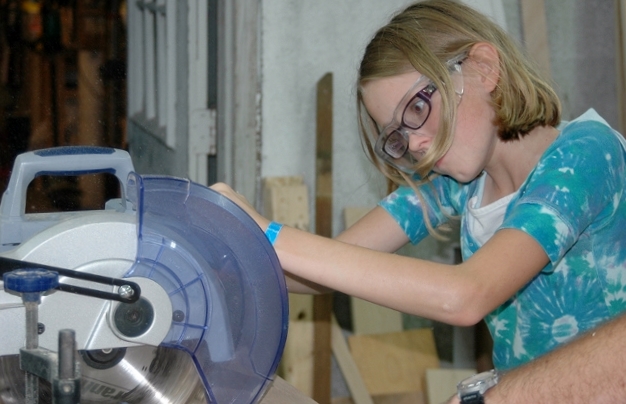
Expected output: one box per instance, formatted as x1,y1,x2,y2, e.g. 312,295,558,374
458,369,498,397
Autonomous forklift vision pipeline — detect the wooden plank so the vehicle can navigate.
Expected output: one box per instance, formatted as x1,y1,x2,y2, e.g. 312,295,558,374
280,294,315,396
263,176,315,396
425,369,476,404
313,72,334,404
260,376,318,404
520,0,552,81
313,293,333,404
373,392,425,404
331,316,374,404
315,72,334,238
347,329,440,396
343,207,371,230
263,176,310,231
331,393,426,404
330,393,427,404
351,298,403,336
344,207,403,335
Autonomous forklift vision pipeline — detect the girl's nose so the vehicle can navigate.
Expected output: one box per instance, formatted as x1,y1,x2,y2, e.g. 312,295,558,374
407,131,430,154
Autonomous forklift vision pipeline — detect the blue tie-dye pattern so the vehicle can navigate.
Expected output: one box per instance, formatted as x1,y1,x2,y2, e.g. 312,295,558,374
379,110,626,370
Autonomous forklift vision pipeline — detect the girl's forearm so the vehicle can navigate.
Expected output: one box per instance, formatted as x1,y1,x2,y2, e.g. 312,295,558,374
274,225,475,325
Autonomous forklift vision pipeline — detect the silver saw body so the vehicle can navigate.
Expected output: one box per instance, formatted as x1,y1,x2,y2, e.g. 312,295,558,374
0,147,289,404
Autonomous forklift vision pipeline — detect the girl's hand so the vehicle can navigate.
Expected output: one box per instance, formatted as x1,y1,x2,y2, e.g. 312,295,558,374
210,182,270,231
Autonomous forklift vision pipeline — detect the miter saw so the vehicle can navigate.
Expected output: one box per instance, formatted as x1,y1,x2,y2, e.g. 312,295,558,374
0,146,289,404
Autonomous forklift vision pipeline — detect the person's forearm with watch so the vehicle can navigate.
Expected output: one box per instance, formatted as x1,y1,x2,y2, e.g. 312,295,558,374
451,314,626,403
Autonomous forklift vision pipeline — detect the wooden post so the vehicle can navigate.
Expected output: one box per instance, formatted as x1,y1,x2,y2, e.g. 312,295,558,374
313,72,333,404
520,0,552,81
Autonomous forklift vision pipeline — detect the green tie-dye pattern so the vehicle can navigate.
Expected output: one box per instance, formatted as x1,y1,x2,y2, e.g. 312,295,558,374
379,110,626,370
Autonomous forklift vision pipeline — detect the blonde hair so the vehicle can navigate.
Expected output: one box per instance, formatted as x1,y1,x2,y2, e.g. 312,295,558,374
357,0,561,236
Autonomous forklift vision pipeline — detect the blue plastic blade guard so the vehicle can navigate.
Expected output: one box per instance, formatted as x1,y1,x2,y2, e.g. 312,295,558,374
125,173,289,404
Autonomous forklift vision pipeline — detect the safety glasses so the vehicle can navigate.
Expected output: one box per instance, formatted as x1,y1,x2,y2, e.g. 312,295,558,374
374,56,465,173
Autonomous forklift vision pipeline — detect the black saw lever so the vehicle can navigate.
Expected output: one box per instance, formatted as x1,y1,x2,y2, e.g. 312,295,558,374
0,256,141,303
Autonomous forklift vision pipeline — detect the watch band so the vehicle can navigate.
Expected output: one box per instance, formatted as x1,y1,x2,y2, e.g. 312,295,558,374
460,394,484,404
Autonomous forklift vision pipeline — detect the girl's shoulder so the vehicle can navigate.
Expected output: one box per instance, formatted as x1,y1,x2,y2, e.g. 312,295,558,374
538,109,625,174
554,109,624,153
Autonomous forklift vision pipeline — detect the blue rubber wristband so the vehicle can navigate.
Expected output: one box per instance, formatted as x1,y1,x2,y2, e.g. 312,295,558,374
265,221,283,246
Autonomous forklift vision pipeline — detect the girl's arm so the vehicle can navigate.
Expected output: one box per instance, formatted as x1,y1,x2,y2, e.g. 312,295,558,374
274,216,548,326
285,205,411,293
284,206,411,293
211,182,549,325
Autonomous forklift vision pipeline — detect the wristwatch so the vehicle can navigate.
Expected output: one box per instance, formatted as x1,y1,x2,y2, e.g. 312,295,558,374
457,369,499,404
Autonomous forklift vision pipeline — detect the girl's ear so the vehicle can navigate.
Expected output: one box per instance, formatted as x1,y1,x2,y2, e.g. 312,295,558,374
467,42,500,93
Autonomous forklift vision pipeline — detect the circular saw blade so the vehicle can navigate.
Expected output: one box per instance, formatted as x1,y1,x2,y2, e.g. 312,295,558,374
0,346,206,403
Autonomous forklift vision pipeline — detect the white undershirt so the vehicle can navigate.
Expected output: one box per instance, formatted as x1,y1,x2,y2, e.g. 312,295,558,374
467,176,516,246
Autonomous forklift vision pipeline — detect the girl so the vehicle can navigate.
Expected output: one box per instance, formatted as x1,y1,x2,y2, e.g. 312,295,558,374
212,0,626,371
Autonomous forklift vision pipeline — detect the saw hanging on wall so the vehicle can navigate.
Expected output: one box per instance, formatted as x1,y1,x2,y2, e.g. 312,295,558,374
0,146,289,404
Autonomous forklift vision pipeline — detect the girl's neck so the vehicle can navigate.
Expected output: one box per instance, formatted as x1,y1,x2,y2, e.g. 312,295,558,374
482,125,559,205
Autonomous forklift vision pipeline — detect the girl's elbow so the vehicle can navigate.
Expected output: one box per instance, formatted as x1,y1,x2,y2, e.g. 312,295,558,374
447,309,484,327
440,286,488,327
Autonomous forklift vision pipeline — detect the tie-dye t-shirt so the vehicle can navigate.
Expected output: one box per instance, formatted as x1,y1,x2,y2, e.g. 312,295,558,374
379,109,626,370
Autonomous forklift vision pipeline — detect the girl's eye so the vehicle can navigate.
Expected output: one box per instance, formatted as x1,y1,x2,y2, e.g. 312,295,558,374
403,86,433,128
408,98,427,115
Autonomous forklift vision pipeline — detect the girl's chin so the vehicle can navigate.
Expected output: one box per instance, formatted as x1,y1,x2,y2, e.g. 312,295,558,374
433,157,445,172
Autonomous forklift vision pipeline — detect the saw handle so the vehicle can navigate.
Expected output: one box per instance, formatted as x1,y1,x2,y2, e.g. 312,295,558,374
1,146,135,220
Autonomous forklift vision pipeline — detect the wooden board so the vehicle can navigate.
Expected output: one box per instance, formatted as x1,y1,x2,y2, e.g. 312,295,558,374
262,176,310,231
313,291,333,404
331,393,425,404
263,176,315,396
348,329,440,396
331,317,374,404
315,72,333,238
260,376,318,404
314,72,334,404
344,207,403,335
425,369,476,404
343,207,371,231
520,0,552,81
372,392,425,404
351,298,403,336
279,294,315,396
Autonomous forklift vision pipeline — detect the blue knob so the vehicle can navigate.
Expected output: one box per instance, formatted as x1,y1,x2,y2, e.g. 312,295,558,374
3,269,59,294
